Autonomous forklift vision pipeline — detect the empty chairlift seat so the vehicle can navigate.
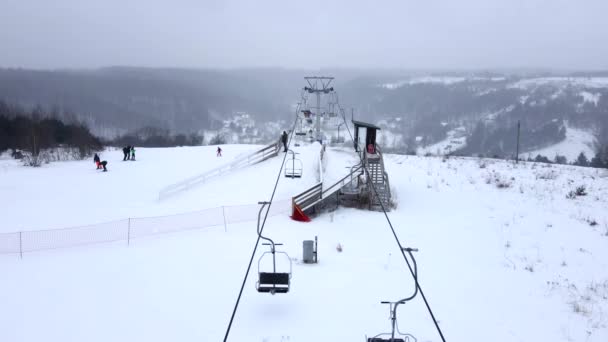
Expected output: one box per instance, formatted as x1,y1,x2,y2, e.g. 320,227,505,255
285,150,303,178
256,244,292,295
257,272,290,294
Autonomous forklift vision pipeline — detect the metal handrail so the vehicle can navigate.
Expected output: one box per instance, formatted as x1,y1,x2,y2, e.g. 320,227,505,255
320,164,363,199
159,141,280,200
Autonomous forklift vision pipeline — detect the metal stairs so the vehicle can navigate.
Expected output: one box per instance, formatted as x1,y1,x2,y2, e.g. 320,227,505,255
364,148,391,211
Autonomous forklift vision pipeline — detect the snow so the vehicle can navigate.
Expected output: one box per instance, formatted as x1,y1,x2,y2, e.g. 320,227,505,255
0,144,324,232
580,91,601,106
380,76,506,89
509,77,608,89
1,146,608,341
416,127,467,156
526,125,597,162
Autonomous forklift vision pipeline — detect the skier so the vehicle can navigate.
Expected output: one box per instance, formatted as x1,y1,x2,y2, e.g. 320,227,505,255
93,153,101,169
217,146,222,157
281,131,288,152
130,146,136,161
100,160,108,172
122,146,128,161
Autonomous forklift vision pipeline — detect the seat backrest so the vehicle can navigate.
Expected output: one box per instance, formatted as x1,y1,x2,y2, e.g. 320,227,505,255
259,272,290,285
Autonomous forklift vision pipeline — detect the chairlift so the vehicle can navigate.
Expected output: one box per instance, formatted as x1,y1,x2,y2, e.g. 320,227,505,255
367,248,420,342
255,202,292,294
285,150,303,178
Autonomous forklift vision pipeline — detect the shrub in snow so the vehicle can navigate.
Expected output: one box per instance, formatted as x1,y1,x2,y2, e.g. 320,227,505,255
21,152,50,167
535,170,558,180
485,171,513,188
587,218,598,226
570,301,591,316
575,185,587,196
566,185,587,199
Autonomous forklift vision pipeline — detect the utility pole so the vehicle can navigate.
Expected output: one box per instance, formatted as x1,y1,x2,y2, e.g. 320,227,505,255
304,77,334,142
516,120,521,163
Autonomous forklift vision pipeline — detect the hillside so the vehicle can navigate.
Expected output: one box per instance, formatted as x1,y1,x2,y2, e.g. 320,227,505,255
1,146,607,341
2,69,608,160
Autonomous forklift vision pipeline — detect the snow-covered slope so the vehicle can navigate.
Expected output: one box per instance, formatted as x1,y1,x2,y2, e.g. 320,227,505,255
0,144,324,232
525,125,597,162
1,148,607,341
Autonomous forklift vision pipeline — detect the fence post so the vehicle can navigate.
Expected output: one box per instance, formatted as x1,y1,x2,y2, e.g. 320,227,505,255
19,231,23,259
222,206,227,232
127,218,131,246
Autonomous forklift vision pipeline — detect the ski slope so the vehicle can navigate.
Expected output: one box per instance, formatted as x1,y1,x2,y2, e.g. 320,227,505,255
525,126,597,162
1,147,608,342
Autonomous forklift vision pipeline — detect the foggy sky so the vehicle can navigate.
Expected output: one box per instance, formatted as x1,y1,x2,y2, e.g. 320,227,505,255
1,0,607,70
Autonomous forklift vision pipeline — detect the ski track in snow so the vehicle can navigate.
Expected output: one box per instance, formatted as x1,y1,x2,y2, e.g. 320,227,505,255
1,147,607,342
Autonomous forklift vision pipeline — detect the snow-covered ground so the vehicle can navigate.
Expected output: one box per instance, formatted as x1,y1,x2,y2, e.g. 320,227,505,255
526,125,597,162
509,77,608,90
0,144,325,232
380,76,506,89
1,146,608,341
580,91,602,106
416,127,467,156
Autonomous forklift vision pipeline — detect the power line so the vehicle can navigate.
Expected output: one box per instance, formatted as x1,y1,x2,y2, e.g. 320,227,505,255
222,103,302,342
337,102,447,342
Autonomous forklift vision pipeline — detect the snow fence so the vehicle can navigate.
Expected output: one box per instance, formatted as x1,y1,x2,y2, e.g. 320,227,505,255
0,199,291,256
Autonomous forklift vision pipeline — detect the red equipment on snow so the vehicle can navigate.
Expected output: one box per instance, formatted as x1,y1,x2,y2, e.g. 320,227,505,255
291,204,311,222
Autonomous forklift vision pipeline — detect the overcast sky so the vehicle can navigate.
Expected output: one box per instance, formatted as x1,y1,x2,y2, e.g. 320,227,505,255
1,0,607,70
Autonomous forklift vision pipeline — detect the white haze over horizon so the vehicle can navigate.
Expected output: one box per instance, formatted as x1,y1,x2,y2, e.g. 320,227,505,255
1,0,607,71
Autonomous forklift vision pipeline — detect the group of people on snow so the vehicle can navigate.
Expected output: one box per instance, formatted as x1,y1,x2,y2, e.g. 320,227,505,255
93,146,137,172
122,146,136,161
94,132,292,173
93,153,108,172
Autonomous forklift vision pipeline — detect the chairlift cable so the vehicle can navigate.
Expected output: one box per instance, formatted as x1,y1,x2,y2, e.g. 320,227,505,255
336,100,447,342
222,102,302,342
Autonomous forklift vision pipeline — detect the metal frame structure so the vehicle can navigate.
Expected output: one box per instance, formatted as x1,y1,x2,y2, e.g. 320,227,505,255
367,248,420,342
255,202,292,295
304,76,334,142
285,149,303,178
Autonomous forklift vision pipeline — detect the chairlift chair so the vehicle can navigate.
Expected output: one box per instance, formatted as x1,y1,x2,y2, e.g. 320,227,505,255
285,150,303,178
255,202,293,295
367,248,420,342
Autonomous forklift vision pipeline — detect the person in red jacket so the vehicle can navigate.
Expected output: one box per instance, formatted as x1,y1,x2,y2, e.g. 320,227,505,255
93,153,101,169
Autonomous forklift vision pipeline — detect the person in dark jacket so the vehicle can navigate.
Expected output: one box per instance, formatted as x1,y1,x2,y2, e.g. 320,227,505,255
122,146,128,161
100,160,108,172
93,153,101,169
281,131,288,152
217,146,222,157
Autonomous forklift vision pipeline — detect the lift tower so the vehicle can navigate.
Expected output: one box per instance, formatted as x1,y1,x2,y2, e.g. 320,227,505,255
304,76,334,142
